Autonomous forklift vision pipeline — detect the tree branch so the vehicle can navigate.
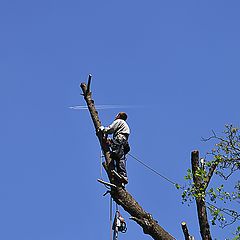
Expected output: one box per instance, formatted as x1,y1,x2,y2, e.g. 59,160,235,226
181,221,194,240
191,151,212,240
205,162,218,190
80,79,175,240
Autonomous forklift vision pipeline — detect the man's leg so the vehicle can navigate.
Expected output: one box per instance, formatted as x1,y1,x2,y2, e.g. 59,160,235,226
116,154,128,184
111,135,128,184
117,158,127,177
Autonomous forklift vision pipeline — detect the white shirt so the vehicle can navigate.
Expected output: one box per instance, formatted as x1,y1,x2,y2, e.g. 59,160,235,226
104,119,130,138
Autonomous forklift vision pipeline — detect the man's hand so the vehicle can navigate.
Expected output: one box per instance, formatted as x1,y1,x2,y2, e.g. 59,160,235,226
99,126,105,131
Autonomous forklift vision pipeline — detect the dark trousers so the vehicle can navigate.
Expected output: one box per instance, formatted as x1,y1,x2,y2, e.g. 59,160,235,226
111,135,128,178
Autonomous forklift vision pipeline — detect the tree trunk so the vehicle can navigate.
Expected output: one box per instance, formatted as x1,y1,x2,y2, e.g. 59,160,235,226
181,221,193,240
80,81,175,240
191,151,212,240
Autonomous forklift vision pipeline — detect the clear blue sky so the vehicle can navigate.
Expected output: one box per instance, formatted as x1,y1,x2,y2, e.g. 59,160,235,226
1,1,240,239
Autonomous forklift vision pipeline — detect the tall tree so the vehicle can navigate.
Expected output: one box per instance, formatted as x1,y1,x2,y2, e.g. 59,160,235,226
182,125,240,240
80,77,175,240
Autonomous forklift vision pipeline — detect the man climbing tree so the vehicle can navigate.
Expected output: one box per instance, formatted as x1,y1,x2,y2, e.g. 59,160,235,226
80,76,175,240
99,112,130,185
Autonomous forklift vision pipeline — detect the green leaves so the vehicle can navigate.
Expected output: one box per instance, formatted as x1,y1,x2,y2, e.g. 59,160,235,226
182,124,240,239
175,183,181,190
184,168,192,180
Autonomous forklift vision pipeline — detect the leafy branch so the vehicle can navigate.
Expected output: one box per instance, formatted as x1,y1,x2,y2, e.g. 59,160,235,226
182,125,240,239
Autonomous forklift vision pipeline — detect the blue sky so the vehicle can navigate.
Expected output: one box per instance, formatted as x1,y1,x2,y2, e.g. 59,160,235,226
1,1,240,239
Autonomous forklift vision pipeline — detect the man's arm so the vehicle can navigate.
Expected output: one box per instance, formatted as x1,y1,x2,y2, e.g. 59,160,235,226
100,120,118,135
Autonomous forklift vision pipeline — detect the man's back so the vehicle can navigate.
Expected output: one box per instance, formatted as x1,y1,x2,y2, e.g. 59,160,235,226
104,119,130,138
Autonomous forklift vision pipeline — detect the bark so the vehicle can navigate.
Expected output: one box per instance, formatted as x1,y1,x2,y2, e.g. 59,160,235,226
191,151,212,240
181,222,191,240
80,80,175,240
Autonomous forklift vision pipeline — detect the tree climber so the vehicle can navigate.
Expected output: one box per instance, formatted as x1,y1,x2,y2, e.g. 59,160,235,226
99,112,130,184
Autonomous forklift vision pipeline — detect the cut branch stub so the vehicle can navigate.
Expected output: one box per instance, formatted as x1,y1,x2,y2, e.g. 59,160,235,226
86,74,92,94
80,82,101,130
181,221,193,240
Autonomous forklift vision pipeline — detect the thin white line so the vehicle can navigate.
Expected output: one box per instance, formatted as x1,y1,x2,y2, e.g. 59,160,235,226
68,105,144,110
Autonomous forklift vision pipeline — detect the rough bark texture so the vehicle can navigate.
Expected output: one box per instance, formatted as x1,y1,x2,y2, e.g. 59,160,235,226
80,81,175,240
191,151,212,240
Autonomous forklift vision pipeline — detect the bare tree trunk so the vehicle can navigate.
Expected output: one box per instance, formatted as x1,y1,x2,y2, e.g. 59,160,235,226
191,151,212,240
181,222,193,240
80,80,175,240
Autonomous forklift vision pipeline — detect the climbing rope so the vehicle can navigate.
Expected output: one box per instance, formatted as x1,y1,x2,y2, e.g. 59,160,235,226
128,153,181,188
110,196,113,240
100,150,104,179
99,150,110,190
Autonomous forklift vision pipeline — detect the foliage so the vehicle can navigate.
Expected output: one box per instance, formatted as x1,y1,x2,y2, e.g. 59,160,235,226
182,125,240,239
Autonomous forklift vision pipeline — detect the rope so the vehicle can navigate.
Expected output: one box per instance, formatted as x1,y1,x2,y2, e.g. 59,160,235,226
110,197,113,240
206,201,240,220
100,150,103,179
128,153,180,188
100,150,110,190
